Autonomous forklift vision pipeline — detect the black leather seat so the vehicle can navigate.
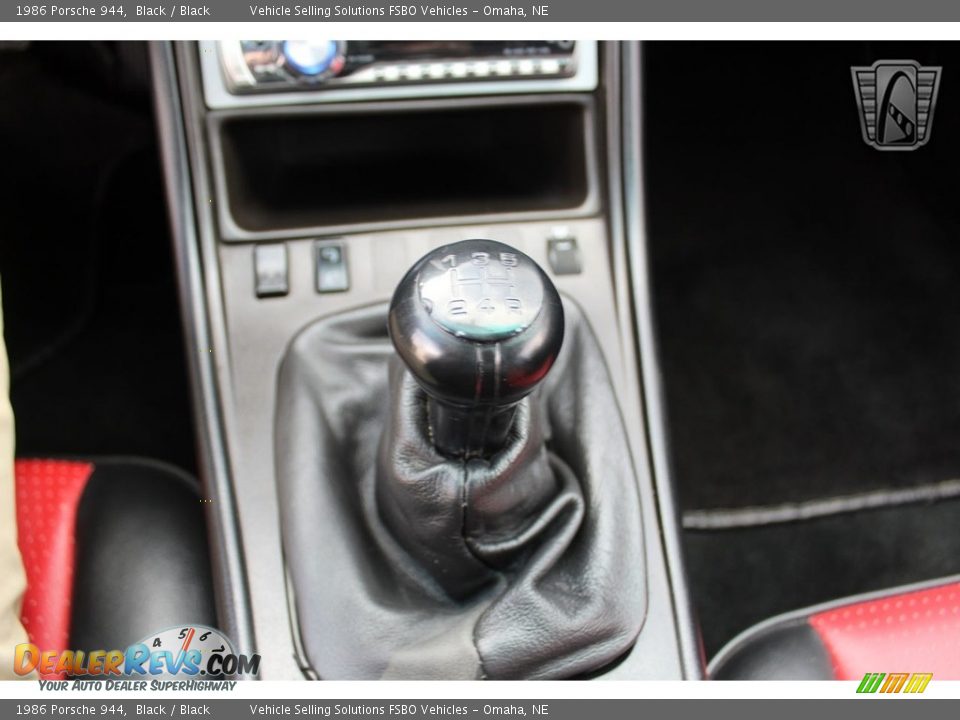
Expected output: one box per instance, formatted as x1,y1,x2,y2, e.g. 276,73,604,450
69,458,217,652
15,457,216,670
710,576,960,681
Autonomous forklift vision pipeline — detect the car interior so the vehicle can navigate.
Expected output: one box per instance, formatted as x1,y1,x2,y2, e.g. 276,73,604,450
2,40,960,680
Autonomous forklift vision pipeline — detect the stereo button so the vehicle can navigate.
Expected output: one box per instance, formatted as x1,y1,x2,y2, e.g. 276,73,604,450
282,40,344,78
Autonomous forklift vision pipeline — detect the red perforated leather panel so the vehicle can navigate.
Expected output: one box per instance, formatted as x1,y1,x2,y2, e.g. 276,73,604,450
810,582,960,680
15,459,95,678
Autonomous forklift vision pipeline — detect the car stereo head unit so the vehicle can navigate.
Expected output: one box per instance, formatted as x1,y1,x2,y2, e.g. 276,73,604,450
199,40,598,108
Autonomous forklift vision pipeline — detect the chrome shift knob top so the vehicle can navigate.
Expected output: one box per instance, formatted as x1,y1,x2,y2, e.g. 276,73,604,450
388,239,564,458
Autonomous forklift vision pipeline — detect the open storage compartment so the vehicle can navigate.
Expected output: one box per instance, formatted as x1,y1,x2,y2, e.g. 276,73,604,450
211,98,594,234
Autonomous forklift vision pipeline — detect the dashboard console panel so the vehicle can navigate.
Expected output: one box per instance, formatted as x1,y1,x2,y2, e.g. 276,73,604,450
200,40,599,108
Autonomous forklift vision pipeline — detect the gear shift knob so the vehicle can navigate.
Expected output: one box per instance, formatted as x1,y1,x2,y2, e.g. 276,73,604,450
388,239,564,459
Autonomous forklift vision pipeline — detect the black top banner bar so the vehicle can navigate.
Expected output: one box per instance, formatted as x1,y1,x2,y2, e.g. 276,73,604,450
7,0,960,22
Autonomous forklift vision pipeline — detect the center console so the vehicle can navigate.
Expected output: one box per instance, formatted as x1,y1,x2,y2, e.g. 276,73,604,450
150,40,699,679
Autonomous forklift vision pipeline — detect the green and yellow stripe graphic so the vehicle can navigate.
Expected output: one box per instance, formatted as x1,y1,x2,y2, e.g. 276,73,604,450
857,672,932,694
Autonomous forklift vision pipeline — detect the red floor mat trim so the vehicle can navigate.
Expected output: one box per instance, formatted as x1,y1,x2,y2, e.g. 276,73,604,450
15,459,95,679
810,582,960,681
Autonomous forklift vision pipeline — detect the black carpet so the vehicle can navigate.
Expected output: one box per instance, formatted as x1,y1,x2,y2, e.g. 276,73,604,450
685,500,960,659
0,42,196,472
644,42,960,659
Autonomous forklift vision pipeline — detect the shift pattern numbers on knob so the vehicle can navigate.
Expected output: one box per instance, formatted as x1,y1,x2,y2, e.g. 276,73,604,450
389,239,564,458
419,246,545,342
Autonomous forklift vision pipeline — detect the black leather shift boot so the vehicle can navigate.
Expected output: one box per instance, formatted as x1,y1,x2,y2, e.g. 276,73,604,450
275,298,646,679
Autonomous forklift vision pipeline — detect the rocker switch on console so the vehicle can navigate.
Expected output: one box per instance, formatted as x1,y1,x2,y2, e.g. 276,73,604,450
254,243,289,298
316,240,349,293
547,228,582,276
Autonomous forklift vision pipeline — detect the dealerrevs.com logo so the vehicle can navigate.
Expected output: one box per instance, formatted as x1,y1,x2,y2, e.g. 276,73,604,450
14,625,260,682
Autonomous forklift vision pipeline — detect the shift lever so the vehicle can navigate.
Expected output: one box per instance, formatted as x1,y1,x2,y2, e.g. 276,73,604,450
388,239,564,458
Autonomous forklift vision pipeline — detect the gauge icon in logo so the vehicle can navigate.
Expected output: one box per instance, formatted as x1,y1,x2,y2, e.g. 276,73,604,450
133,624,235,679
